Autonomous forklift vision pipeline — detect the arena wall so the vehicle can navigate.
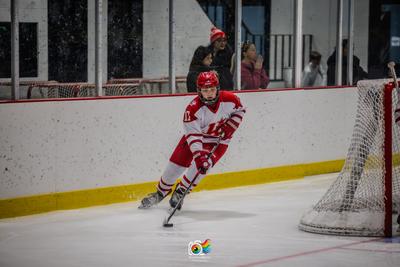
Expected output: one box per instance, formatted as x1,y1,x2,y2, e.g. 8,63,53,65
0,0,370,85
271,0,369,73
0,0,48,82
0,87,358,217
142,0,213,79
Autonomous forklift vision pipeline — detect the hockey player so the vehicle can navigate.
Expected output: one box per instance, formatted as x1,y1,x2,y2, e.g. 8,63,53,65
139,71,246,210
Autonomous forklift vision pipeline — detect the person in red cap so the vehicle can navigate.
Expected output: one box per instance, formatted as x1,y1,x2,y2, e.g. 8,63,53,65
139,71,246,210
208,27,234,90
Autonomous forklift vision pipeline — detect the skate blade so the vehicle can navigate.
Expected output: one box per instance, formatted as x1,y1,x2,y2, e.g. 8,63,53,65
138,203,151,209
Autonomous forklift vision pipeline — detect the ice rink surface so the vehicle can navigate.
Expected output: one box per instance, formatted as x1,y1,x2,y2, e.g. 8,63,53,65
0,173,399,267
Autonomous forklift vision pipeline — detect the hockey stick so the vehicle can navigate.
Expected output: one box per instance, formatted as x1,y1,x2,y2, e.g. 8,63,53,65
163,137,221,227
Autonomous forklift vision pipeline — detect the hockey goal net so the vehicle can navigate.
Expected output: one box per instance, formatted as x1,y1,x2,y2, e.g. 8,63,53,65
27,83,140,99
299,79,400,237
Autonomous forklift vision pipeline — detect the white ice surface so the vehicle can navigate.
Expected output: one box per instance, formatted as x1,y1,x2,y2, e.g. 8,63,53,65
0,173,399,267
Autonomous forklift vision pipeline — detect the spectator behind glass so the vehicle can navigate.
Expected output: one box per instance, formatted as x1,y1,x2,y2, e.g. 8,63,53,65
186,46,213,93
302,51,327,87
208,27,234,90
327,39,368,86
240,42,269,90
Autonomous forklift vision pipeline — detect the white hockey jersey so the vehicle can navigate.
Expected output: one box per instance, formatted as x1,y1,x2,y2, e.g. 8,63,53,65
183,91,246,154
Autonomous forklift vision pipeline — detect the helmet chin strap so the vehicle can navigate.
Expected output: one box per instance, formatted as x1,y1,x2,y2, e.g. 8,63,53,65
202,98,217,105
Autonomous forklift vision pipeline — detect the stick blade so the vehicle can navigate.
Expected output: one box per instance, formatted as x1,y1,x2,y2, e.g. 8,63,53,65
163,217,173,227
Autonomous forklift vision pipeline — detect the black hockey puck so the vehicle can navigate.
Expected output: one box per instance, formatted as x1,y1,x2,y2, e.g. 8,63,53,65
163,223,174,227
163,217,174,227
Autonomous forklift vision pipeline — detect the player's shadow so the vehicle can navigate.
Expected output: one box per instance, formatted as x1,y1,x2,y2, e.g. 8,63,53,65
178,209,255,221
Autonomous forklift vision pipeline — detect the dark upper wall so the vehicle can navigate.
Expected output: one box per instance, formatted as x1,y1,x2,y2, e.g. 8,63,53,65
108,0,143,79
48,0,143,82
48,0,88,82
0,22,38,78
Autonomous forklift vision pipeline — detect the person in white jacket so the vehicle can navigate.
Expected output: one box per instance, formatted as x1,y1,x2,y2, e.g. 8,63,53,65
302,51,327,87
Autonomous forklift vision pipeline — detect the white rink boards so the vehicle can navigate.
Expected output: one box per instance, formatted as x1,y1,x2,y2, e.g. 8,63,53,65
0,88,357,200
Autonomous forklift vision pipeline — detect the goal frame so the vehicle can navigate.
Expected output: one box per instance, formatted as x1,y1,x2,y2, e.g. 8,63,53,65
383,82,393,237
299,79,399,238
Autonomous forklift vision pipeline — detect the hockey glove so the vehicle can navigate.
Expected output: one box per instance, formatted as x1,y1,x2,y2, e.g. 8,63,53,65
194,150,212,174
220,118,239,140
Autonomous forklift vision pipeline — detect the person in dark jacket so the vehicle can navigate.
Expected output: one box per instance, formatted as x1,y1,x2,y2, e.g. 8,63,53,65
186,46,214,93
208,27,234,90
327,39,368,86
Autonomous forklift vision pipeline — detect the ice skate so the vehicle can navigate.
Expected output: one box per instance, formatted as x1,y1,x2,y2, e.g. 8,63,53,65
169,186,186,210
138,191,165,209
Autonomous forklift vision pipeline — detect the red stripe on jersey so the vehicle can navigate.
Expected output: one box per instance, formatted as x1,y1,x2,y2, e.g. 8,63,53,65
160,177,174,187
193,150,206,158
184,97,203,119
230,117,242,126
210,154,217,165
179,180,197,190
158,181,172,191
189,139,202,147
183,175,192,185
186,133,203,138
157,183,171,194
219,91,243,108
203,134,221,139
227,118,240,128
178,181,188,189
231,113,243,120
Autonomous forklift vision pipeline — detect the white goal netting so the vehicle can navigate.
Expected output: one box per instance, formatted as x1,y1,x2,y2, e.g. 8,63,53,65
299,79,400,236
27,83,140,99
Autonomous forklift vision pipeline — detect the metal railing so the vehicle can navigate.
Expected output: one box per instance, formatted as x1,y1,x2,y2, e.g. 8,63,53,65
199,0,313,82
268,34,313,81
242,25,313,81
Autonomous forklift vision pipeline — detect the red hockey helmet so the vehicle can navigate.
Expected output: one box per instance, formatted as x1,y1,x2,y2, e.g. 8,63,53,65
196,71,220,105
